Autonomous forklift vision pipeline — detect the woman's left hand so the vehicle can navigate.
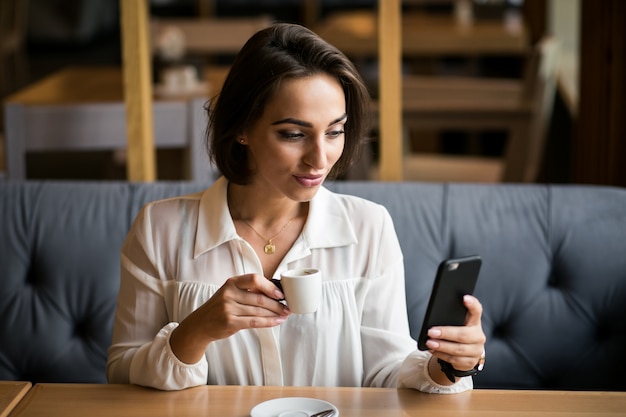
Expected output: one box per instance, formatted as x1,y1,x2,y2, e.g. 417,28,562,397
425,295,486,384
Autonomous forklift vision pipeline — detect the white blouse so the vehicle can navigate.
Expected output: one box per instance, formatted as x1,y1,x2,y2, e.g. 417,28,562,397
106,177,472,393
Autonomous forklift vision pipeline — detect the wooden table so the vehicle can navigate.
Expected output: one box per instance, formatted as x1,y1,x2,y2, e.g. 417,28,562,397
314,10,529,58
0,381,31,417
8,383,626,417
3,66,229,180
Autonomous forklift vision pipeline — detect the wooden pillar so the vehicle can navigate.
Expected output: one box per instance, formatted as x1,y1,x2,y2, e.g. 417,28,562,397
574,0,626,186
120,0,156,182
303,0,320,28
378,0,403,181
197,0,215,17
522,0,547,45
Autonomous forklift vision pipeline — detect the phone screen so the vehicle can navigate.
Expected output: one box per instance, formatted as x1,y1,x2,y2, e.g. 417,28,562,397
417,255,481,351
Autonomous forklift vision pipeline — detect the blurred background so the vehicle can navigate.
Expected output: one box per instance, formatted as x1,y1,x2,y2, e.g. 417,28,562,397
1,0,623,185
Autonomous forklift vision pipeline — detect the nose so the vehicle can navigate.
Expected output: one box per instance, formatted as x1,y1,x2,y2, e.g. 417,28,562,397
303,136,328,170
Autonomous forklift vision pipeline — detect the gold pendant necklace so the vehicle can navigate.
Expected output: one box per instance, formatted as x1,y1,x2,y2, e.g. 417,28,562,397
240,217,295,254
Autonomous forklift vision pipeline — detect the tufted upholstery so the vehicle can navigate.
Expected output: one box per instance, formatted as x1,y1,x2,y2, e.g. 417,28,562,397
1,181,625,390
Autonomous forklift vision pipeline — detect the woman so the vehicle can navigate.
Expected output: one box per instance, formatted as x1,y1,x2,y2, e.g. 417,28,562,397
107,23,486,392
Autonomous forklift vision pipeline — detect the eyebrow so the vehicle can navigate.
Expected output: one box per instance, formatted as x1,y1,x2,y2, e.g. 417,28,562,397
271,113,348,128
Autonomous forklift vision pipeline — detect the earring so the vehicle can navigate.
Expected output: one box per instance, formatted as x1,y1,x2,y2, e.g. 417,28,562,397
239,138,245,144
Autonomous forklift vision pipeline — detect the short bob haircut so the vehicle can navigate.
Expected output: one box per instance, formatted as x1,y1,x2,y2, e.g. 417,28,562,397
207,22,372,185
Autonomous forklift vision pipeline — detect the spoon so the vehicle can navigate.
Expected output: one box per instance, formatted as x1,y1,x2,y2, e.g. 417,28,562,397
310,410,336,417
278,409,336,417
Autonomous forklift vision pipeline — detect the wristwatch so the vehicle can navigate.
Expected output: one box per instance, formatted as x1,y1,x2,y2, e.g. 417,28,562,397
437,350,485,383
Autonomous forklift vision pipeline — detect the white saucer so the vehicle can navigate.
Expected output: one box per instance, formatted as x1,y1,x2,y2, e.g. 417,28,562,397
250,397,339,417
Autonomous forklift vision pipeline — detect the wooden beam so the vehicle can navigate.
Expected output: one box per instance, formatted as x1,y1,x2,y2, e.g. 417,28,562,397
574,0,626,186
378,0,403,181
120,0,156,182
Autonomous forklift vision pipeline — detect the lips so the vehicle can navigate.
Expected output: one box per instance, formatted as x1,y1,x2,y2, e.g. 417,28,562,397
294,174,324,187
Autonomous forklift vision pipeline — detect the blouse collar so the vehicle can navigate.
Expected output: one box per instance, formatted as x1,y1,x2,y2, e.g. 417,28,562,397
194,176,358,259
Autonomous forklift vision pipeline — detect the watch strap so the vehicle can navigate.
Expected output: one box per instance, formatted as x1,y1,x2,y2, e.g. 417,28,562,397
437,350,486,383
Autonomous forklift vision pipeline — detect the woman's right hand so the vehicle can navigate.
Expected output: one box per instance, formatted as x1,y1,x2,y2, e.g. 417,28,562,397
169,273,290,364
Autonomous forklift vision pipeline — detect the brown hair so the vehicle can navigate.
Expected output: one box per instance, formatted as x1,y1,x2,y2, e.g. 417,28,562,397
206,22,371,184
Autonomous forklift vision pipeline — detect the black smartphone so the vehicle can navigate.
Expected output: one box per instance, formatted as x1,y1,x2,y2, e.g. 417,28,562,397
417,255,482,351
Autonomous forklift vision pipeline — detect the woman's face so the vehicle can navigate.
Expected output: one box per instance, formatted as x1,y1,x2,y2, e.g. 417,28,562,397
241,73,346,202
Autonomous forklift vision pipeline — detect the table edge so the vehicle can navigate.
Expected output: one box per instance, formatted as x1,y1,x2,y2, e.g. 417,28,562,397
0,381,32,417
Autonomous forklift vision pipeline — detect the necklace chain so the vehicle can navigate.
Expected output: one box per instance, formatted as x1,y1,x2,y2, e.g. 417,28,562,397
240,217,295,254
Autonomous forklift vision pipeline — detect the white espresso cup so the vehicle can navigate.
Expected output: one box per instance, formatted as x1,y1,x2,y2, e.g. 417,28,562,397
280,268,322,314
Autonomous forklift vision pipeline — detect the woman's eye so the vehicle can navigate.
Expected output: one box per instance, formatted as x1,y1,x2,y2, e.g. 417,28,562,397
327,129,345,138
279,131,305,140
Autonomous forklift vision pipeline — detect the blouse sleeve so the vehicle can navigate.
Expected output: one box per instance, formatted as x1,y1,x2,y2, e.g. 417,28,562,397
106,205,208,390
359,206,472,393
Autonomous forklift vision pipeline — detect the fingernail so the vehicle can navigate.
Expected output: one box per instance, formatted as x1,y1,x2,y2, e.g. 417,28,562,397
274,290,285,300
464,295,474,303
428,328,442,337
276,317,287,324
426,340,439,349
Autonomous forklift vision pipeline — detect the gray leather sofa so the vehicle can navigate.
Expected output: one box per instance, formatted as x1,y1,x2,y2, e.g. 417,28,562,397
1,180,625,391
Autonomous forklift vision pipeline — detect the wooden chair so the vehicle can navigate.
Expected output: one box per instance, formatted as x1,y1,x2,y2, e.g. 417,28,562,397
372,36,559,183
2,67,230,181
